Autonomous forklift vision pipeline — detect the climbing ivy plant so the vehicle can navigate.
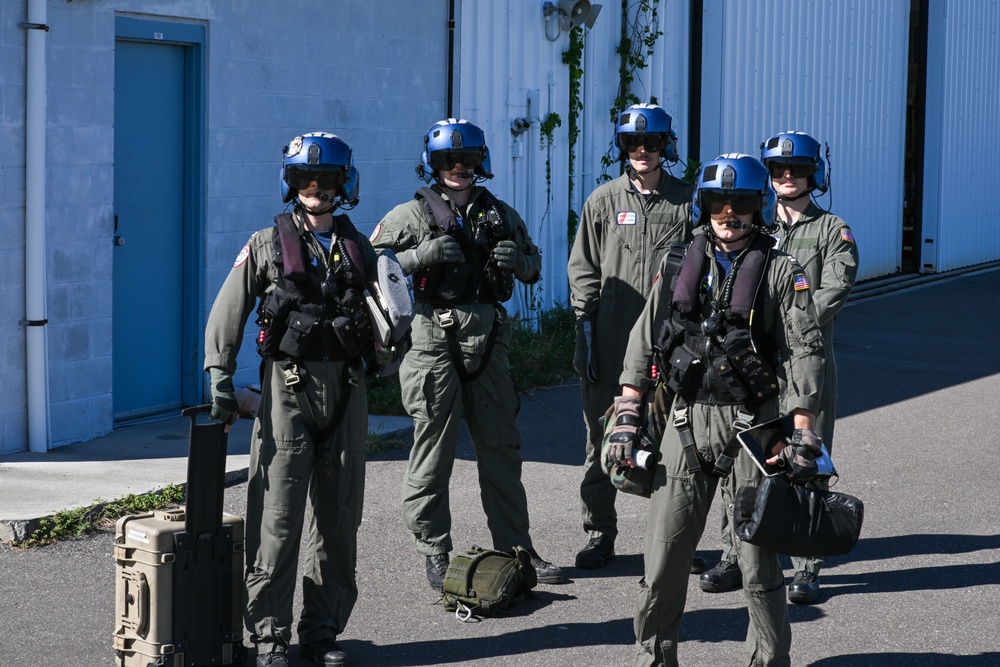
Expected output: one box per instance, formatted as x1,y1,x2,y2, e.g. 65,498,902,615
539,111,563,196
562,28,585,243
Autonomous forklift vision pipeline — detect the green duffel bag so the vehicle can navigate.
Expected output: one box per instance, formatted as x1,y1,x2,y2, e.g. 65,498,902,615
441,545,537,620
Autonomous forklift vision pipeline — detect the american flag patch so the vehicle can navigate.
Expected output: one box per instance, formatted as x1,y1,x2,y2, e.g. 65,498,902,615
841,227,855,244
793,273,811,291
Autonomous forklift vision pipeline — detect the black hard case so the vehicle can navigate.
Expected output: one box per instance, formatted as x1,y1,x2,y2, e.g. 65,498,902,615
113,406,246,666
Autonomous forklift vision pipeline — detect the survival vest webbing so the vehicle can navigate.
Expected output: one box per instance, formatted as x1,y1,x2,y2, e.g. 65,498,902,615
255,212,373,364
411,186,514,305
655,232,778,407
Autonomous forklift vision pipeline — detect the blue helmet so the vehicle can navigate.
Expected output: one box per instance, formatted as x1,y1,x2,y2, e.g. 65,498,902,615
281,132,359,207
760,131,829,193
614,103,679,162
416,118,493,183
692,153,776,229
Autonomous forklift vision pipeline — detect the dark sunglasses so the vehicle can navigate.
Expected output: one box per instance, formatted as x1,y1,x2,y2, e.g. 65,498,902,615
620,133,669,153
767,162,816,179
703,192,762,216
429,150,483,171
286,166,345,191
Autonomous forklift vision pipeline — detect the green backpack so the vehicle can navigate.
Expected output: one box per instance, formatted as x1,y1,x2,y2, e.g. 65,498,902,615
441,546,537,620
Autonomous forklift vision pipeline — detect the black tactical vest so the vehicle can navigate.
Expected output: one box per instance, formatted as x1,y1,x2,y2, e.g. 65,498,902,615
411,186,514,305
255,212,373,363
655,232,779,406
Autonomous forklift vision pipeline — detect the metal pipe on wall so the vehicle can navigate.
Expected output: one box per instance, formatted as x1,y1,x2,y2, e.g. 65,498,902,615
23,0,50,452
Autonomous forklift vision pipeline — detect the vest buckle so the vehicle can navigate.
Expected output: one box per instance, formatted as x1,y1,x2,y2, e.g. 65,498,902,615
435,307,457,330
281,363,303,388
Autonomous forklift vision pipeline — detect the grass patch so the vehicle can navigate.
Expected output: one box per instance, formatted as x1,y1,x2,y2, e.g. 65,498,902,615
365,303,577,415
509,303,577,392
14,484,185,549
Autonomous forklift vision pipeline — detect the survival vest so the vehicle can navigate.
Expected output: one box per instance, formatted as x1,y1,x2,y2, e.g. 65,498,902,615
255,212,374,364
654,232,779,406
411,186,514,305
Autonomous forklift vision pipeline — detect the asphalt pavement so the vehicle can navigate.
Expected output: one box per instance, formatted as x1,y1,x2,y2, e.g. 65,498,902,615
1,267,999,666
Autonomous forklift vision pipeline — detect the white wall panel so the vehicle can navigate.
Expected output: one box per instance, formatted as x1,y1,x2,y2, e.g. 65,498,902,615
922,0,1000,272
701,0,911,280
457,0,573,318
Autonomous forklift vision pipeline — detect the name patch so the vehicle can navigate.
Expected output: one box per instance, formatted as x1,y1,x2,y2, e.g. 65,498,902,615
617,211,637,226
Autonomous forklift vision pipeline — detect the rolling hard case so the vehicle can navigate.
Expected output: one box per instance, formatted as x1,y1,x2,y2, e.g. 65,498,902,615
113,406,246,666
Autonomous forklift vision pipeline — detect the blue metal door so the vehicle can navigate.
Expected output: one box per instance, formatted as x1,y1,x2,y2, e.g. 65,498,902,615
112,39,186,420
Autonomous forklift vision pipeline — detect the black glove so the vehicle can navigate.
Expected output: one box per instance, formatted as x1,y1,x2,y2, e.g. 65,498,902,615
776,428,822,483
574,321,598,384
607,395,642,466
415,235,463,268
491,240,528,277
209,367,239,426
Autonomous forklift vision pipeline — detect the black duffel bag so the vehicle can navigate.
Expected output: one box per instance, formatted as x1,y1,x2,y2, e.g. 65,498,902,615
734,476,864,557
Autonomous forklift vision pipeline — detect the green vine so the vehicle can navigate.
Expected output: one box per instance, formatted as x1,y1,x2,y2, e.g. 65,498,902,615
599,0,664,183
562,29,585,243
539,112,563,197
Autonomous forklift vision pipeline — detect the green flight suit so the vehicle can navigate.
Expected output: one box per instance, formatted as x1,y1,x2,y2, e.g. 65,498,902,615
620,235,825,667
567,170,693,542
370,185,543,556
204,211,378,654
717,203,860,576
779,204,858,576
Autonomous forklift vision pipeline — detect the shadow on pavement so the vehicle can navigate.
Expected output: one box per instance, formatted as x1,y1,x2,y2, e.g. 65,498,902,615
808,652,1000,666
337,619,634,666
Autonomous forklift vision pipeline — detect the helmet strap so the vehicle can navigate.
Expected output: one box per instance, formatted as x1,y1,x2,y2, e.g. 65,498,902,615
777,189,812,202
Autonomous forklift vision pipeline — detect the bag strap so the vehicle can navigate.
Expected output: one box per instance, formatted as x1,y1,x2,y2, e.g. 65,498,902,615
273,359,353,444
435,306,505,384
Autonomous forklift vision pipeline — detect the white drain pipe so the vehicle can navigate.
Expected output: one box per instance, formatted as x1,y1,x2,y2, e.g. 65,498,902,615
23,0,50,452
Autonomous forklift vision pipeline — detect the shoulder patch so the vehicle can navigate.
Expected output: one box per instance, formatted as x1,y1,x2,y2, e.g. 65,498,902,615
369,222,382,243
793,272,811,291
617,211,637,226
234,244,250,268
840,227,855,244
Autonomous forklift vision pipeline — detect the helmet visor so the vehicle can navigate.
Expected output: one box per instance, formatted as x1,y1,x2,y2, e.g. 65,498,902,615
286,165,346,191
429,149,484,172
620,133,669,153
766,161,816,179
703,191,762,216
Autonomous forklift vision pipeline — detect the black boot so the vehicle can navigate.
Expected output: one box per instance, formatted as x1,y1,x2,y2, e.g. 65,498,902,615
574,535,616,569
425,553,450,592
699,560,743,593
787,570,820,604
300,638,347,666
528,548,564,583
256,650,289,667
690,555,707,575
